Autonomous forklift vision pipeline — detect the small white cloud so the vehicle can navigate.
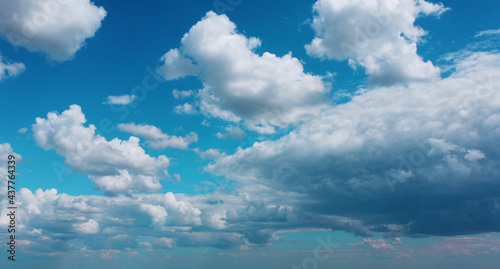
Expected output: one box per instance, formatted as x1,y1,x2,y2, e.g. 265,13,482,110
0,56,25,82
174,103,197,115
103,94,137,105
173,173,182,183
74,219,100,234
118,123,198,150
172,89,195,99
199,148,222,160
464,150,486,162
475,29,500,38
17,127,28,134
201,119,210,127
215,126,245,140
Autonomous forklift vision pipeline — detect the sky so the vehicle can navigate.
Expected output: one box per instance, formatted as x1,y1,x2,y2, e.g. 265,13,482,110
1,0,500,268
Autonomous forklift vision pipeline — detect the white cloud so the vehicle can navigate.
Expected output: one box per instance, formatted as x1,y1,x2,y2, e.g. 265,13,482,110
207,51,500,236
118,123,198,150
74,219,100,234
18,127,28,134
140,204,168,226
90,170,162,193
158,48,198,80
172,173,182,183
475,29,500,38
199,148,222,160
32,105,169,193
174,103,197,115
103,94,137,105
215,126,246,140
306,0,447,84
464,150,486,162
172,89,195,99
158,11,330,133
0,0,107,61
0,56,25,82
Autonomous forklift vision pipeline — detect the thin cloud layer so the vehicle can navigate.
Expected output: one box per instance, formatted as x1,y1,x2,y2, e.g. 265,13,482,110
0,0,106,61
32,105,170,194
306,0,447,85
159,11,331,134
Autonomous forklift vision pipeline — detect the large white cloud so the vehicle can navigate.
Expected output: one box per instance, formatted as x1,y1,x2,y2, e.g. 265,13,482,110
207,51,500,237
32,105,169,193
158,11,331,134
0,0,106,61
306,0,448,85
0,55,25,82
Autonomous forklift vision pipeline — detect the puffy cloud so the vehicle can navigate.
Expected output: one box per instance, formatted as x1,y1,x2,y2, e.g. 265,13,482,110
90,170,162,193
158,11,330,133
0,0,107,61
158,48,198,80
103,94,137,105
174,103,197,115
0,56,25,82
118,123,198,150
32,105,169,193
74,219,100,234
306,0,447,84
140,204,168,226
207,51,500,237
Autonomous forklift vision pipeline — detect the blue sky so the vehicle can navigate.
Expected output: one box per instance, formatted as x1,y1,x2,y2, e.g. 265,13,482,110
1,0,500,268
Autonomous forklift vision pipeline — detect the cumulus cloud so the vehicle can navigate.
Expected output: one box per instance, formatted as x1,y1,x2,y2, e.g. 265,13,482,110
174,103,197,115
0,0,107,61
118,123,198,150
306,0,447,84
32,105,169,193
0,56,25,82
207,51,500,237
157,48,198,80
103,94,137,105
74,219,100,234
158,11,330,133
